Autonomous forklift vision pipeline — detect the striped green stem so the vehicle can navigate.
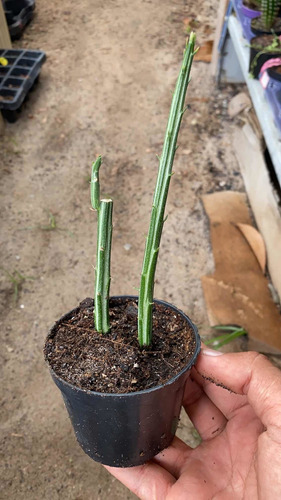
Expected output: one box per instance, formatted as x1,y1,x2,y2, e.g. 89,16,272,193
94,199,113,333
91,156,113,334
138,33,196,347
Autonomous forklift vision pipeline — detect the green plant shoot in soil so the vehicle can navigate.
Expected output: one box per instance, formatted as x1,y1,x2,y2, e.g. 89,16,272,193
138,32,196,346
91,156,113,333
249,34,281,77
91,33,196,345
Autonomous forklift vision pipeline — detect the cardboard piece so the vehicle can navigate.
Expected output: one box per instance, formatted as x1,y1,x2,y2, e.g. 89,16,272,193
228,92,251,118
236,223,266,273
201,191,281,351
194,40,213,63
233,123,281,300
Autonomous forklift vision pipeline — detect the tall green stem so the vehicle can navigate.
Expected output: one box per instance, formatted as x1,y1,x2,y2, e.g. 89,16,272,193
138,33,196,347
91,157,113,334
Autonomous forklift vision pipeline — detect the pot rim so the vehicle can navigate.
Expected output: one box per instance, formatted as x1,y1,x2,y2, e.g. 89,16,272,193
45,295,201,398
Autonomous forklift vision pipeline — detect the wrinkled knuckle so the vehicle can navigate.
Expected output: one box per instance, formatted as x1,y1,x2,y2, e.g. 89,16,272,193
245,351,270,370
247,351,262,364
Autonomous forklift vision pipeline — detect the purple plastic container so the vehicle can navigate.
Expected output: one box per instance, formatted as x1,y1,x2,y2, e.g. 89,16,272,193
233,0,260,41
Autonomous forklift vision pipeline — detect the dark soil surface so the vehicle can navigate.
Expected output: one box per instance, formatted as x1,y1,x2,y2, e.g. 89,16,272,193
271,65,281,74
251,16,281,33
243,0,260,11
251,34,281,48
45,297,197,393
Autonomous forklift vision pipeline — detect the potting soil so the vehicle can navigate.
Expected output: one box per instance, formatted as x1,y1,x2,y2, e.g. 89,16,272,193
45,297,196,393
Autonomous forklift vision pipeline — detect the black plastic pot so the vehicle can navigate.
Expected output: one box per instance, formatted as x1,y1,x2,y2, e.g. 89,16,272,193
3,0,35,40
45,296,201,467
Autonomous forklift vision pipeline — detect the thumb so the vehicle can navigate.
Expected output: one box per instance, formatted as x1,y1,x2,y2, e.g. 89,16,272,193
196,349,281,428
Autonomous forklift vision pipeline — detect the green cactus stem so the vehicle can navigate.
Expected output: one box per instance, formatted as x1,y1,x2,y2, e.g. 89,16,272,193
95,199,113,333
261,0,280,29
138,33,196,347
91,155,102,210
91,157,113,334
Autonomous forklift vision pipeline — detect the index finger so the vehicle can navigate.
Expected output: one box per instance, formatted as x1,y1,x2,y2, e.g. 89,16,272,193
104,460,175,500
196,349,281,427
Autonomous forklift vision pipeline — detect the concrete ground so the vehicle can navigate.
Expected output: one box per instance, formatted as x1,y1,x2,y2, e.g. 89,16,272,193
1,0,267,499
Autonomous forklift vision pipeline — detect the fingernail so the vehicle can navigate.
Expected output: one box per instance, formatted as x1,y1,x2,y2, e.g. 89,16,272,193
201,348,223,356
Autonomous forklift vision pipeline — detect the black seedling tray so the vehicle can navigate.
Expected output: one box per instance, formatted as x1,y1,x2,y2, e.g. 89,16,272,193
3,0,35,40
0,49,46,118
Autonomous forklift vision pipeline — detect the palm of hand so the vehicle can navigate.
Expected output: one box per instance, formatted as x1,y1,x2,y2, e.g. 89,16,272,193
144,372,265,500
105,353,281,500
163,405,262,499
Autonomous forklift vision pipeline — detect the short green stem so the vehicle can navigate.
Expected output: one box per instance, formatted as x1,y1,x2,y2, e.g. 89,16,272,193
94,199,113,333
91,156,102,210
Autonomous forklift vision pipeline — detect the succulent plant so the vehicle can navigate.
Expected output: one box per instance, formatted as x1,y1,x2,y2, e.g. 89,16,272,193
261,0,281,29
91,33,197,346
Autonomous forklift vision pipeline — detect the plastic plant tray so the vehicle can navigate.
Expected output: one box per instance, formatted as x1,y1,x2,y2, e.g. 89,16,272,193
0,49,46,111
3,0,35,40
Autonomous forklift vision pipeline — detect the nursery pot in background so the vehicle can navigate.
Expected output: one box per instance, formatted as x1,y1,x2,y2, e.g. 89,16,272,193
44,296,201,468
249,34,281,78
233,0,260,41
251,16,281,37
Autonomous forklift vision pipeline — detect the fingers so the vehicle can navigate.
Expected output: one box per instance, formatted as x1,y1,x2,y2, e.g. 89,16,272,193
191,367,248,420
183,377,227,439
153,436,192,478
105,438,194,498
104,460,175,500
196,349,281,427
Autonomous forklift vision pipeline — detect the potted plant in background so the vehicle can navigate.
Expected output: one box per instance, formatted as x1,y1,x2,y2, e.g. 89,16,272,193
249,32,281,77
44,33,201,468
233,0,261,41
251,0,281,34
248,0,281,77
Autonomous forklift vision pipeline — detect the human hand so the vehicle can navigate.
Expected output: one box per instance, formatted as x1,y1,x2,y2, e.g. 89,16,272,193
105,349,281,499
